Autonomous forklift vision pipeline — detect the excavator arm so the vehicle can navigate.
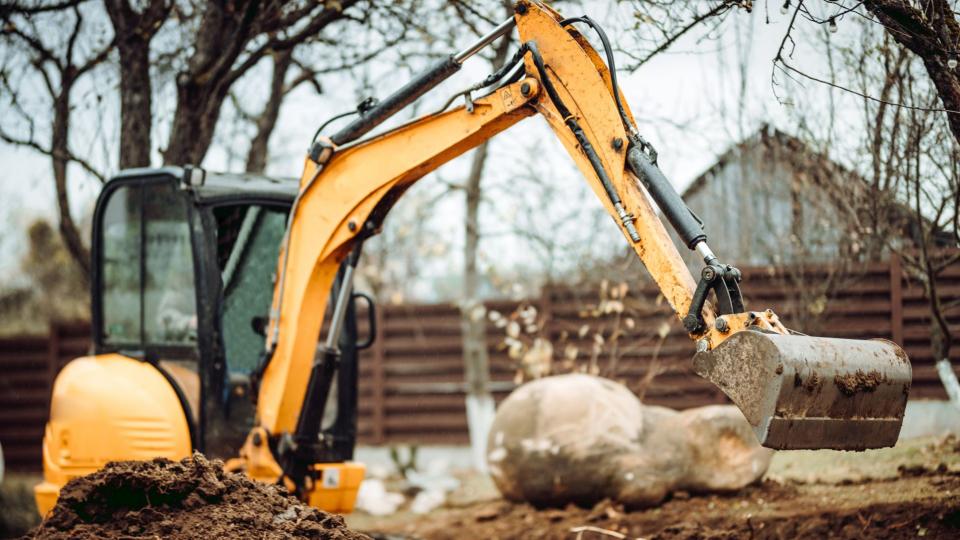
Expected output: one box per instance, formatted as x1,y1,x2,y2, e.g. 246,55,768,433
245,0,911,503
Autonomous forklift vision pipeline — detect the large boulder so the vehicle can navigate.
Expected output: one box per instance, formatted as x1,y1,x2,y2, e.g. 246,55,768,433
486,374,773,508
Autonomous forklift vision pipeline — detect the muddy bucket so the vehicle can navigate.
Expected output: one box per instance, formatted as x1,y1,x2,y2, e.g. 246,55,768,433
693,330,911,450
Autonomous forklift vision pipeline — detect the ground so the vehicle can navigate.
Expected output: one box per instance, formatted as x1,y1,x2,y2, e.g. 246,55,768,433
346,436,960,539
3,436,958,539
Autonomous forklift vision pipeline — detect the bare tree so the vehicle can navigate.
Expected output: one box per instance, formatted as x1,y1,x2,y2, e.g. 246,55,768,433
617,1,750,70
855,58,960,401
0,0,419,278
449,2,514,471
773,1,960,149
153,1,359,165
103,0,169,169
228,49,327,174
0,1,113,280
785,17,960,401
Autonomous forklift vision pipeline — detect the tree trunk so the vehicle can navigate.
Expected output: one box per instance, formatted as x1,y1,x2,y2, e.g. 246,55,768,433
51,78,90,281
461,24,514,471
925,262,959,407
162,1,259,166
162,83,226,165
462,140,493,472
933,327,960,407
158,0,353,166
863,0,960,146
246,50,294,174
115,42,153,168
103,0,166,169
862,0,960,405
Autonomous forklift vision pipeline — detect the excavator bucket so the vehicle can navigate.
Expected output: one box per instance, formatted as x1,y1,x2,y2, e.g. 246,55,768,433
693,331,911,450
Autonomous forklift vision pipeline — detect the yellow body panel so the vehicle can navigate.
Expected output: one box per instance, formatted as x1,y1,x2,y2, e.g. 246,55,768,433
257,80,538,434
34,354,192,516
306,463,366,513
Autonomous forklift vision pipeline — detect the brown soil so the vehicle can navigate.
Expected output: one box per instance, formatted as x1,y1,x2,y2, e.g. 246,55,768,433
23,453,368,540
834,369,887,396
362,438,960,540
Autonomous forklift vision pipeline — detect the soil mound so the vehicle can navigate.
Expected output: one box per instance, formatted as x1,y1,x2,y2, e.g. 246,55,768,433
25,453,369,540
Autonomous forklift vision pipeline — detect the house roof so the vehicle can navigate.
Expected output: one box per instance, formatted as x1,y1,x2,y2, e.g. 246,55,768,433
679,124,953,248
682,125,820,198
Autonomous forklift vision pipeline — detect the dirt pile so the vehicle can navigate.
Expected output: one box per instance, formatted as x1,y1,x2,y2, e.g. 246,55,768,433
24,453,369,540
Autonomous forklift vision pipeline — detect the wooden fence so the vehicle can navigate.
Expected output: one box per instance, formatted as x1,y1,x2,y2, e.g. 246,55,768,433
0,323,88,472
2,254,958,471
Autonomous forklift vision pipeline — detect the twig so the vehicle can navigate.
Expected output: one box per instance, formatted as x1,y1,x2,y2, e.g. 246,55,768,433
774,57,960,114
0,128,106,183
570,525,634,539
626,2,736,70
771,0,960,114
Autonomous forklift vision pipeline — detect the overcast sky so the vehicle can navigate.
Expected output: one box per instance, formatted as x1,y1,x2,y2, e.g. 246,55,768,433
0,2,846,292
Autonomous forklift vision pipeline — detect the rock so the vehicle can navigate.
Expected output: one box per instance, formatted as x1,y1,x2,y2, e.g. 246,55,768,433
487,374,773,508
354,478,405,516
679,405,774,493
409,489,446,514
486,374,645,507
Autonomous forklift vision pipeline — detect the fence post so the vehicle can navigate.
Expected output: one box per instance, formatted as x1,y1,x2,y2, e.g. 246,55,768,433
371,306,386,444
889,253,904,345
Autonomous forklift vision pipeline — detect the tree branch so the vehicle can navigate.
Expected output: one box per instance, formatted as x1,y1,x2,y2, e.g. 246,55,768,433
625,1,738,70
0,126,106,182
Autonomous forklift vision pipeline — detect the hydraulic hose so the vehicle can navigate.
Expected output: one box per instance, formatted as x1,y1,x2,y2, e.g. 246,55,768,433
523,41,640,242
560,16,636,135
626,146,706,249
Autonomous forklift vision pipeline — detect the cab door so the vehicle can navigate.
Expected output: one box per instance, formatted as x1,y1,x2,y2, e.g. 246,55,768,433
199,203,290,458
93,174,202,446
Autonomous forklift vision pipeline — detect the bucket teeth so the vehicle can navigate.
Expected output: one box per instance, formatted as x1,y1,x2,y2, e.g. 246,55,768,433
693,330,911,451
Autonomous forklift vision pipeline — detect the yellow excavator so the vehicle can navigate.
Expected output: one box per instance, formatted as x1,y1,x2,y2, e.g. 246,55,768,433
34,1,912,515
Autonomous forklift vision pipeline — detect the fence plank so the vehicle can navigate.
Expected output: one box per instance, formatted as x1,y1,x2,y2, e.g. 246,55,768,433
1,251,958,468
369,305,386,445
890,254,904,345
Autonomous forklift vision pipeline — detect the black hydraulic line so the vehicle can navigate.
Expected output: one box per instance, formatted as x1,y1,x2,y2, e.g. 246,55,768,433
497,62,526,88
310,110,358,146
329,56,462,147
524,42,641,242
561,14,710,251
560,16,636,135
313,18,515,150
475,41,533,90
292,244,362,446
626,146,706,249
434,45,530,114
283,241,364,489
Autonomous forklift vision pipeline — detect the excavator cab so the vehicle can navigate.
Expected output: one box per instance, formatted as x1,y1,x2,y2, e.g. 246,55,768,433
93,167,365,459
36,167,365,515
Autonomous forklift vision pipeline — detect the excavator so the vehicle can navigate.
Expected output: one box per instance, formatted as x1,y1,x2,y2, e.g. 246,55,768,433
34,1,912,515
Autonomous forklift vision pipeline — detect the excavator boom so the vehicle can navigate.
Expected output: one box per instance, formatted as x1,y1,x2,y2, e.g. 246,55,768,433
254,0,910,490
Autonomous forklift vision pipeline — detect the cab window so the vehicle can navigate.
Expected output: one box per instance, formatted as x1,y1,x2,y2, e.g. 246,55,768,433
144,184,197,345
100,185,142,345
213,204,288,374
99,180,197,349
